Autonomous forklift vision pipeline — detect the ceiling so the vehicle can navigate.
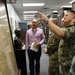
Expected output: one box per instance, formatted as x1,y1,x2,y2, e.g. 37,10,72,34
12,0,72,21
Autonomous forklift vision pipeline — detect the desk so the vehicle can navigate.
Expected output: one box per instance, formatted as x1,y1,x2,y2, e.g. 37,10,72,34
15,49,27,75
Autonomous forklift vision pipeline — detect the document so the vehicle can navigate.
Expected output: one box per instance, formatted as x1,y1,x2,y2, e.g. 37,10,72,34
22,45,25,49
30,42,38,52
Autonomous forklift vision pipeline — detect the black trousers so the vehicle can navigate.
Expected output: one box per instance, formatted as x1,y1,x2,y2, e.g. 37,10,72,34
27,47,42,75
15,50,27,75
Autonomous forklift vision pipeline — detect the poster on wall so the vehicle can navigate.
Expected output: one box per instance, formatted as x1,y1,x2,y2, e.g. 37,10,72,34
19,22,27,32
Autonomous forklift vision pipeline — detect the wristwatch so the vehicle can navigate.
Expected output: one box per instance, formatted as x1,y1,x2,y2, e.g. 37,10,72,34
45,19,49,24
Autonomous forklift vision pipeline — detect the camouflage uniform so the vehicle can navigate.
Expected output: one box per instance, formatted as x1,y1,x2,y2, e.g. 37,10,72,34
58,24,75,75
69,55,75,75
47,33,60,75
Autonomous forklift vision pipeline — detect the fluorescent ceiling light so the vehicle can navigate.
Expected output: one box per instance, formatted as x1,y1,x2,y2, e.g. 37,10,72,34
24,17,34,19
0,15,7,19
23,11,38,13
53,10,58,13
24,16,34,20
23,3,45,6
0,6,5,11
23,15,35,16
61,5,72,8
69,0,75,4
24,16,34,19
24,18,32,20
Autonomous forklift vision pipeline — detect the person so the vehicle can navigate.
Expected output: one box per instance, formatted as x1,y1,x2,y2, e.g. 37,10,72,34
38,10,75,75
68,19,75,75
61,18,65,27
44,31,60,75
26,19,45,75
14,28,27,75
44,18,65,75
28,24,33,29
14,28,23,75
14,28,23,50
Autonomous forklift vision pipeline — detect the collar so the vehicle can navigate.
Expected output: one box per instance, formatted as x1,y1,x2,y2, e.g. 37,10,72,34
32,28,37,31
66,24,75,28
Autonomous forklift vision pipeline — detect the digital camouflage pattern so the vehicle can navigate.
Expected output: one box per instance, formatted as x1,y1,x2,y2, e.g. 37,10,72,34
47,34,60,55
47,33,60,75
69,55,75,75
58,25,75,75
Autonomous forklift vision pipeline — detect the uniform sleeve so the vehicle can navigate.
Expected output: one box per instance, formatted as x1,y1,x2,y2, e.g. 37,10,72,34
47,34,60,55
62,27,75,39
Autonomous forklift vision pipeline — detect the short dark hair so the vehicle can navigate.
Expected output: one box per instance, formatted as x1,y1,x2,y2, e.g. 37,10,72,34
14,28,21,37
68,9,75,14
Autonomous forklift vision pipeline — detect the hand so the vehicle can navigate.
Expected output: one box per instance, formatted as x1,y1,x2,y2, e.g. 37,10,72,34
36,43,41,48
44,48,48,54
37,12,48,21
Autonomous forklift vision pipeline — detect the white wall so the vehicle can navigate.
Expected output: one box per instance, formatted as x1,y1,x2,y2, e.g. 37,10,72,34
26,20,32,25
7,4,21,29
7,4,21,40
7,4,20,21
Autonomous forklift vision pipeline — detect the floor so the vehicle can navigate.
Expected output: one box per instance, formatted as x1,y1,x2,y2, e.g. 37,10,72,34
26,44,49,75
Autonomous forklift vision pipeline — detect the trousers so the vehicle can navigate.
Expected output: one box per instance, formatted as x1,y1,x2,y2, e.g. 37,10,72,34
27,47,41,75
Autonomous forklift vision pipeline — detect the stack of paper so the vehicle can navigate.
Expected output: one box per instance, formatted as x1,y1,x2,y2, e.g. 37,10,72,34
30,42,38,52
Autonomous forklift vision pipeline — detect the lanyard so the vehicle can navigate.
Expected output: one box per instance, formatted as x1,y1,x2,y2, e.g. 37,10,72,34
32,29,37,36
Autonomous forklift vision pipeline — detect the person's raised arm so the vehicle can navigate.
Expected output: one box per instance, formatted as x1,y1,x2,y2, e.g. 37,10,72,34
38,12,65,38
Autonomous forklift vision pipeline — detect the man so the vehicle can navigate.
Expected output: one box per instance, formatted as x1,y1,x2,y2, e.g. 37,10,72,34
61,18,65,27
44,18,65,75
26,19,45,75
38,10,75,75
69,19,75,75
44,33,60,75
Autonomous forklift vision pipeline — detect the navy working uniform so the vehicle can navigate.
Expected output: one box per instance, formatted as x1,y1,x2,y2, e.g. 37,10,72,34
46,33,60,75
